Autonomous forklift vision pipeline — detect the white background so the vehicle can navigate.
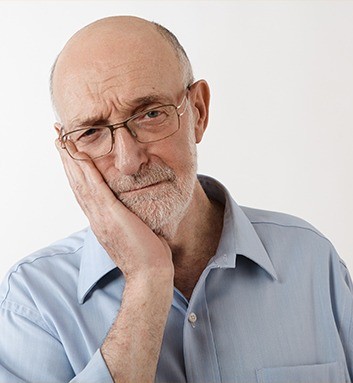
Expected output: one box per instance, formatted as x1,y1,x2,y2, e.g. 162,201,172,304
0,0,352,281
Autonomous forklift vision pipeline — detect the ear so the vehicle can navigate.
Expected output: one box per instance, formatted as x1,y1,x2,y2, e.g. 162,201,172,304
54,122,62,137
189,80,210,143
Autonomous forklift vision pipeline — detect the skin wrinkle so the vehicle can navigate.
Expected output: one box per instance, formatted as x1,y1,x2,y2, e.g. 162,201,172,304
65,91,182,136
90,92,176,127
63,80,180,131
57,69,180,128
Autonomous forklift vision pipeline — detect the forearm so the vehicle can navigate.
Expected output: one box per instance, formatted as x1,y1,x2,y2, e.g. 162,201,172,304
56,143,175,381
101,271,174,383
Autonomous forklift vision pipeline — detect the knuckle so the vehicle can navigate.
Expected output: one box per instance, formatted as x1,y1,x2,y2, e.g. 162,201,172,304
73,182,84,194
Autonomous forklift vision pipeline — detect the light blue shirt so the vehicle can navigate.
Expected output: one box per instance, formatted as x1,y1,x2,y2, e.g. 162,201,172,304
1,175,352,382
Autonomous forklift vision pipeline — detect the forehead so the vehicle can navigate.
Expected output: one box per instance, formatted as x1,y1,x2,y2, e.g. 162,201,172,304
58,65,182,128
53,30,184,125
68,92,178,129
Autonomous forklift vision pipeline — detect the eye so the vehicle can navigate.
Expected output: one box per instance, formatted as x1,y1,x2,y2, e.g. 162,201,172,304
77,128,99,141
130,105,172,129
81,128,97,137
140,107,168,123
146,110,162,119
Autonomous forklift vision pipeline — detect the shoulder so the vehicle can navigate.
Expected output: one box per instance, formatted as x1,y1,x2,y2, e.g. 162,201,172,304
240,206,349,271
240,205,327,239
0,228,88,309
240,205,341,262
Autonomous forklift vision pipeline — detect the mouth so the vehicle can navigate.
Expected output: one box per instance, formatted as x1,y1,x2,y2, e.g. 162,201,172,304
119,180,167,195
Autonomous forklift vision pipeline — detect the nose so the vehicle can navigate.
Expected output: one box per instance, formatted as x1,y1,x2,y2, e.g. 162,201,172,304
111,128,148,175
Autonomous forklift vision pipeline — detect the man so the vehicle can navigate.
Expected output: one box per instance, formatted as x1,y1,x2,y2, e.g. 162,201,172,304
0,15,352,383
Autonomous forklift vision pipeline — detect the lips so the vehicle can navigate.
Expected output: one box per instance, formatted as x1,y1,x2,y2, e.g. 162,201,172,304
119,180,166,194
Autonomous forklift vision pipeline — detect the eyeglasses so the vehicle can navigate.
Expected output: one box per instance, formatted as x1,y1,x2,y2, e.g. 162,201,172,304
59,92,189,160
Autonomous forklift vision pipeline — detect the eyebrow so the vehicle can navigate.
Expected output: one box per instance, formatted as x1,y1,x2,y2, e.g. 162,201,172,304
70,94,170,129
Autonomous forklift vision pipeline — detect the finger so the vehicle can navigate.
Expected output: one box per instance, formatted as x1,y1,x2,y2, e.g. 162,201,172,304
61,141,116,203
55,138,88,196
55,137,122,216
56,138,100,189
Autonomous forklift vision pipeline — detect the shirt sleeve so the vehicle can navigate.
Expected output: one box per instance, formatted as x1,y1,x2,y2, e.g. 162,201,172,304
70,349,113,383
335,256,353,381
0,302,113,383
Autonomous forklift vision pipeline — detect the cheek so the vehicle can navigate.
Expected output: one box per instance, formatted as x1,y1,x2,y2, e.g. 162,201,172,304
149,125,198,176
92,156,118,182
159,133,196,170
166,138,198,194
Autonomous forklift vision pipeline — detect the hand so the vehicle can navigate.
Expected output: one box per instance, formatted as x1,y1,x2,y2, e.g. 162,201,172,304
56,139,174,382
55,139,174,281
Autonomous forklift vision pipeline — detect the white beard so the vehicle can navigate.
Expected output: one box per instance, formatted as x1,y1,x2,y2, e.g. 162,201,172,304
108,156,197,239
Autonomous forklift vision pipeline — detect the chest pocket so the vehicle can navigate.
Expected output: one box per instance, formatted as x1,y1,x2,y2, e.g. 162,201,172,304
256,361,348,383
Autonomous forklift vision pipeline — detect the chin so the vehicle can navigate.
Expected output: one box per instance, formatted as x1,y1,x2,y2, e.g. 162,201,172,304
119,180,194,240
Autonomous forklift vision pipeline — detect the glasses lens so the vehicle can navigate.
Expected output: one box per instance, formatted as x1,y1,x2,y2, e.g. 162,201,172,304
65,127,113,159
62,103,182,160
128,105,179,143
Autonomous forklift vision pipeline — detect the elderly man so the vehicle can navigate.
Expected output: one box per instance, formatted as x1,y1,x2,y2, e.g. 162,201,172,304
0,16,352,383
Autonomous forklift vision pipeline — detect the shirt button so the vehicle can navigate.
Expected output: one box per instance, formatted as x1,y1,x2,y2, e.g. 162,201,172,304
188,312,197,327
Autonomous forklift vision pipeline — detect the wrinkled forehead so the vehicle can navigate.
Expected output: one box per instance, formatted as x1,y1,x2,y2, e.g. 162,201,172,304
52,29,185,123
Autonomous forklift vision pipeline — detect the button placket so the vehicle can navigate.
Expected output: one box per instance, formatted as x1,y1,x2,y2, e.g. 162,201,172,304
183,270,222,383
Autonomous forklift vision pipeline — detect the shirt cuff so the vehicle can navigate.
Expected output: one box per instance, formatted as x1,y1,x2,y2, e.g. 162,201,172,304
70,349,113,383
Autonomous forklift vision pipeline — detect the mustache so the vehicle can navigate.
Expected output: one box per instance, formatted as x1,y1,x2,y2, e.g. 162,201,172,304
108,163,176,194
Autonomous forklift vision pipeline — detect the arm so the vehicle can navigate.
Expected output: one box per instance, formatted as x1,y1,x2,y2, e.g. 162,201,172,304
101,273,173,382
0,296,114,383
57,141,174,382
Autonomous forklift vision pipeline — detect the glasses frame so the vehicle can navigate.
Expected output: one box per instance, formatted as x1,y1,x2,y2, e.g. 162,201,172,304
59,89,190,160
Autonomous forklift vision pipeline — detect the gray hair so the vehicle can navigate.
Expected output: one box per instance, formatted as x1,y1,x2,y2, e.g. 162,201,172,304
152,21,194,87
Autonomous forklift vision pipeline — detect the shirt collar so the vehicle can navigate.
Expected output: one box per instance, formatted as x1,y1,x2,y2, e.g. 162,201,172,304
77,229,117,304
77,175,278,303
198,175,278,280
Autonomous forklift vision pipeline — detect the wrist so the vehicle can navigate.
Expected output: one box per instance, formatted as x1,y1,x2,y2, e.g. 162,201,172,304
124,269,174,299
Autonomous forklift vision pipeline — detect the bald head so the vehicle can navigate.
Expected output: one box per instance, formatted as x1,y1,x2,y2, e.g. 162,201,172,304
50,16,194,116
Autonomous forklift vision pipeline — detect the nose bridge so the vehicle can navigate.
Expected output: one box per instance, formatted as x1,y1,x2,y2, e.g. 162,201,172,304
113,122,137,139
112,127,147,175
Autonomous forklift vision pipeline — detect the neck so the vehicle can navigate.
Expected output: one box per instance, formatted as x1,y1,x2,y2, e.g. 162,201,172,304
165,180,224,299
